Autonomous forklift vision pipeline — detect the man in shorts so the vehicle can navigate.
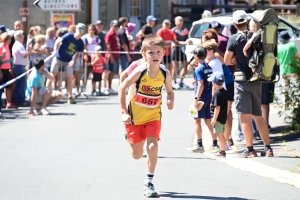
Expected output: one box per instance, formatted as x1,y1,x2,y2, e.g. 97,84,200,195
224,10,274,157
47,23,85,104
105,20,121,94
171,16,191,89
26,59,62,116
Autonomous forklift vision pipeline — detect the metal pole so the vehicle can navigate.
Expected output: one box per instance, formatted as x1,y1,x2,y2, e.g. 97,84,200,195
150,0,155,16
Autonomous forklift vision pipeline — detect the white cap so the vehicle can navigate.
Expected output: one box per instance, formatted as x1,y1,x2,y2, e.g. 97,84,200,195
202,10,212,18
233,10,248,24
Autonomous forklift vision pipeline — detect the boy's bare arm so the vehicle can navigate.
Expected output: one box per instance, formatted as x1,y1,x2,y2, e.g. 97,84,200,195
119,69,141,120
120,69,129,83
211,106,220,126
164,70,174,110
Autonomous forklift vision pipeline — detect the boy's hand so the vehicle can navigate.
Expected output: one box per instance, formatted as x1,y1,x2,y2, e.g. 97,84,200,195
122,113,131,124
211,118,216,126
167,100,174,110
26,110,35,117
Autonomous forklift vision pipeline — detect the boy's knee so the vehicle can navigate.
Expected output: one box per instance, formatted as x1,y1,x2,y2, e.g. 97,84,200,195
132,152,143,160
147,142,158,152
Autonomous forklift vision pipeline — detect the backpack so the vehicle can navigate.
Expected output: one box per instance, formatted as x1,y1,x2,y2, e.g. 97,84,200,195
249,8,279,82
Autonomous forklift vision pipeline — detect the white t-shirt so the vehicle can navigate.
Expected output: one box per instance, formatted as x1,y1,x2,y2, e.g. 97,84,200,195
82,35,100,52
208,58,226,90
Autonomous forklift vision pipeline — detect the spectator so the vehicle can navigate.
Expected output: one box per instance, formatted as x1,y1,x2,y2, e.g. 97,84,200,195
45,27,56,71
0,25,7,35
277,31,298,103
82,24,101,95
137,15,157,43
46,23,85,104
171,16,191,89
0,33,17,108
91,46,107,96
156,19,176,78
12,30,30,107
117,17,131,76
202,10,212,19
105,20,121,94
26,59,62,116
126,22,137,61
29,34,48,69
95,20,106,52
26,27,36,49
224,10,273,158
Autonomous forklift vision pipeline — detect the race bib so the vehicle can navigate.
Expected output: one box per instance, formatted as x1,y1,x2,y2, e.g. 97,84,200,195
134,93,161,108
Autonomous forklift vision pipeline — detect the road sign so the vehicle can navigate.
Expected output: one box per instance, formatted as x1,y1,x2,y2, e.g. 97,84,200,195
19,7,29,16
34,0,80,11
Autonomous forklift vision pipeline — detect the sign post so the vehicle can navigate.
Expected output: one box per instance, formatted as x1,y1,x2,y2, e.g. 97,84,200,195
34,0,80,11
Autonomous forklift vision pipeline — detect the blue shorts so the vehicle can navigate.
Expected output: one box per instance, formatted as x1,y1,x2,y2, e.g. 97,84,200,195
108,59,119,73
120,55,129,70
196,100,211,119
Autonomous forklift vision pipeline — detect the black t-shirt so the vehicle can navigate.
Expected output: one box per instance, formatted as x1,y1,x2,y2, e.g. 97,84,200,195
211,88,227,124
97,31,106,51
117,28,130,52
226,32,252,80
141,24,153,41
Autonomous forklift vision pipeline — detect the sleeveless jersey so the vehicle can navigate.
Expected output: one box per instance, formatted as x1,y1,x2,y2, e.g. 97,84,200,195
127,64,167,125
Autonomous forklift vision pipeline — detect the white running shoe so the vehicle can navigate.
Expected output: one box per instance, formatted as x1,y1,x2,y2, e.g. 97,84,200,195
173,83,180,90
108,88,118,94
39,108,51,116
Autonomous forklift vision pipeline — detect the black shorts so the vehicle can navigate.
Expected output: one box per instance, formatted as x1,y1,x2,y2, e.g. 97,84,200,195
163,55,172,64
226,82,234,101
92,72,102,82
172,50,187,62
261,82,275,105
1,69,14,89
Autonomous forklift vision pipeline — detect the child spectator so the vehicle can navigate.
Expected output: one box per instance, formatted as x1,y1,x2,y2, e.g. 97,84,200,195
91,46,107,96
243,19,261,81
0,33,17,108
208,71,228,157
187,46,214,153
26,59,62,116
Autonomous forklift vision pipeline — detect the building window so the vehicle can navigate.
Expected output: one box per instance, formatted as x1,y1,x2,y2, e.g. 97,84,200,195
130,0,141,16
100,0,107,25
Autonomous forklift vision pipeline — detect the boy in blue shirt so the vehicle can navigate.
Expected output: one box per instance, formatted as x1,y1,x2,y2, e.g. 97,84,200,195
47,23,85,104
26,59,62,116
187,46,215,153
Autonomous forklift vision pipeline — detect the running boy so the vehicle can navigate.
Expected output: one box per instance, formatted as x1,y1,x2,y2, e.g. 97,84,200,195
118,36,174,198
187,46,214,153
91,46,107,96
208,71,227,157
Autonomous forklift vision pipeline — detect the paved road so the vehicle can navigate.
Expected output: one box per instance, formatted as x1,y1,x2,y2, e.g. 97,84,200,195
0,80,300,200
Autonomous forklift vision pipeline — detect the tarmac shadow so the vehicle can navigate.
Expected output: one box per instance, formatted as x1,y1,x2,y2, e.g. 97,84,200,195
158,156,210,160
49,113,76,116
159,191,251,199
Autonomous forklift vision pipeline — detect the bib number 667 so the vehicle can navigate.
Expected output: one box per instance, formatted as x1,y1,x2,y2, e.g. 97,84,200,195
142,98,158,105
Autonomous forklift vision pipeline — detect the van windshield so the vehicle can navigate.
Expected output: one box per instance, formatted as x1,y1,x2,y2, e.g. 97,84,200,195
190,22,230,38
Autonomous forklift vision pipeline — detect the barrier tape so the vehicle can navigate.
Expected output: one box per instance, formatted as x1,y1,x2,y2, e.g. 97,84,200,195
0,53,55,90
84,50,141,54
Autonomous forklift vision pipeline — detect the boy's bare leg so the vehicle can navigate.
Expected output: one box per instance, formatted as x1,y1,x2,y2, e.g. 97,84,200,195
41,87,53,109
130,140,146,159
217,134,226,152
146,137,158,174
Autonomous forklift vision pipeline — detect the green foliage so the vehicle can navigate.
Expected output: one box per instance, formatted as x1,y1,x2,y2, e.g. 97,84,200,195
274,56,300,129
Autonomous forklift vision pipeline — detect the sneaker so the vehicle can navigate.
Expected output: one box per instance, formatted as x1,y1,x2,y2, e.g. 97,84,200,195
236,136,245,142
229,138,234,146
261,148,274,157
103,89,110,95
215,151,226,157
108,88,118,94
6,103,18,109
39,108,51,116
144,182,159,198
68,97,76,104
173,83,180,90
179,82,189,89
209,145,220,153
239,149,258,158
225,142,232,151
187,146,205,153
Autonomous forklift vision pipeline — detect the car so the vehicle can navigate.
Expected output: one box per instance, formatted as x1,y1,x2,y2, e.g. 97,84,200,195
185,13,300,61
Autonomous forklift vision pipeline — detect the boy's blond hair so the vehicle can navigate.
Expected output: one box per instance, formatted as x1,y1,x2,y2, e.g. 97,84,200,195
35,34,46,44
202,39,218,53
141,36,164,52
0,33,11,43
